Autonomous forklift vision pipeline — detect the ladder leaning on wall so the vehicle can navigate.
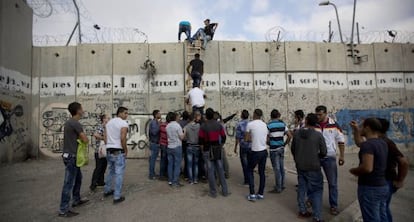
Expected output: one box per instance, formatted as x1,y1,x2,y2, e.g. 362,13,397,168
184,40,203,111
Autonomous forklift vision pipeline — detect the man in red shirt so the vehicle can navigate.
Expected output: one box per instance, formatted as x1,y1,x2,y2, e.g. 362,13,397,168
159,121,168,180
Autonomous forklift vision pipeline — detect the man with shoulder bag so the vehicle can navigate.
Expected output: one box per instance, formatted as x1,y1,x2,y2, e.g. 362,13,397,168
198,108,229,198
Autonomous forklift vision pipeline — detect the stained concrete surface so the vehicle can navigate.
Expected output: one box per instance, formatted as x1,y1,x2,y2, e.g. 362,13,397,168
0,153,413,222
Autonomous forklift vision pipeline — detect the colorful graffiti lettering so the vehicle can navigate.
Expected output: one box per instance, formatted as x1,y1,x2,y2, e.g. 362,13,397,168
0,101,24,141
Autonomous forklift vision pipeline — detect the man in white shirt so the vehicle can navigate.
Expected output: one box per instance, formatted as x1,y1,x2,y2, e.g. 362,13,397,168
245,109,268,202
186,85,206,115
104,107,129,204
166,112,185,187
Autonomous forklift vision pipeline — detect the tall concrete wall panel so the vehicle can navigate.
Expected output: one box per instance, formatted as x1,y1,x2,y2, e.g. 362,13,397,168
347,73,378,109
318,73,349,112
373,43,403,71
286,72,319,115
285,42,317,71
316,43,346,71
346,44,375,72
376,73,405,109
402,45,414,71
149,43,184,112
38,47,77,157
202,41,220,111
0,0,33,163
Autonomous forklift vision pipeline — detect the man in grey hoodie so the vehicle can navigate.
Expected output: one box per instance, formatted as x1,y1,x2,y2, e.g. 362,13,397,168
291,113,327,222
184,111,202,184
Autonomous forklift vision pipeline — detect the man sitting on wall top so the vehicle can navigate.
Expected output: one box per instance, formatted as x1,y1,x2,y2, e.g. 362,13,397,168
191,19,218,49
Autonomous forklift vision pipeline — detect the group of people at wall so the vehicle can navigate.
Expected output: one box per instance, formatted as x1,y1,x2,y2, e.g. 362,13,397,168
57,99,408,222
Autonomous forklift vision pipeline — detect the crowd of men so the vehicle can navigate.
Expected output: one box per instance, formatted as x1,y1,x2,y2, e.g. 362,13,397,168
58,99,409,222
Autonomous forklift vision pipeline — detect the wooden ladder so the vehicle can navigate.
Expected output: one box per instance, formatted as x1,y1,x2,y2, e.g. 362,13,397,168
184,40,203,111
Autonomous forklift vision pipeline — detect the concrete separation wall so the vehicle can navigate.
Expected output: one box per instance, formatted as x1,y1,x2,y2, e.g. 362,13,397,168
31,41,414,158
0,0,33,163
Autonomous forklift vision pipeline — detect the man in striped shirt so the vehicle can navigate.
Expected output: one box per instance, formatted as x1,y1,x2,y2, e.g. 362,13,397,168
267,109,292,193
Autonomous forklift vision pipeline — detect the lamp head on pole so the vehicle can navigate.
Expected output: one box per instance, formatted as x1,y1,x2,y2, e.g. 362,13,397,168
319,1,330,6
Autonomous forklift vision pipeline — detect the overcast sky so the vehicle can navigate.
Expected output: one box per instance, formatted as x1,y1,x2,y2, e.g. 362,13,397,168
32,0,414,44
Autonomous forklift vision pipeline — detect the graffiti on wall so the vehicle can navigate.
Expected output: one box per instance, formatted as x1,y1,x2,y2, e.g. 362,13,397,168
0,100,27,154
334,108,414,146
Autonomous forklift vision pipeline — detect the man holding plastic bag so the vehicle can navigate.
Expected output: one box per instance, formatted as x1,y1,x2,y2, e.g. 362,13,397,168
58,102,89,217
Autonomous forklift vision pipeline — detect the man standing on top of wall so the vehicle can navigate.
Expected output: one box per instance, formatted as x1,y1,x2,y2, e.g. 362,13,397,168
315,105,345,216
192,19,218,49
178,21,191,43
187,53,204,88
58,102,89,217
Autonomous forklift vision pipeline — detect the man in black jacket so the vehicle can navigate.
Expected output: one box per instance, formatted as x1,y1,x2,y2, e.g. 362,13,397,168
291,113,327,222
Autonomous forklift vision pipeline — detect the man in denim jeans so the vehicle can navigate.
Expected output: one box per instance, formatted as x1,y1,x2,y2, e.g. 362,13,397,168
350,118,389,222
234,110,251,186
315,105,345,215
267,109,292,193
199,108,229,198
178,21,191,43
166,112,185,187
184,112,201,184
245,109,268,201
58,102,89,217
292,113,327,222
104,107,129,204
148,110,161,180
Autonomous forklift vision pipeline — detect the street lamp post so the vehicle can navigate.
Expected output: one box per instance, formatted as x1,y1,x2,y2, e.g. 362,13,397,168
319,1,344,43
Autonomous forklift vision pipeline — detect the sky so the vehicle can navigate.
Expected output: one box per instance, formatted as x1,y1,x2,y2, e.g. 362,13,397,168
31,0,414,45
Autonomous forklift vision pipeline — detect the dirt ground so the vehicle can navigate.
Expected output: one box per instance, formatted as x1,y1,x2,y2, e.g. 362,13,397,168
0,153,413,222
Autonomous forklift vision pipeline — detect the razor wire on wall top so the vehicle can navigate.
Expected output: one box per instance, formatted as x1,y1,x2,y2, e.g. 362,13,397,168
26,0,148,46
265,26,414,44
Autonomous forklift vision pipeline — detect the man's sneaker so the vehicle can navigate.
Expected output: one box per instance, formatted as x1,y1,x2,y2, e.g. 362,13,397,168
89,185,97,192
194,180,199,184
256,194,264,200
103,190,114,197
72,199,89,207
58,210,79,217
223,192,232,197
247,194,257,202
208,193,217,198
168,181,173,186
298,211,312,219
330,208,339,216
113,196,125,204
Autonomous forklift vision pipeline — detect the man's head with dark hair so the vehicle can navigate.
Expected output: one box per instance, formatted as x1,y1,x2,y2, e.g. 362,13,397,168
294,110,305,120
166,112,177,123
68,102,83,117
116,107,129,120
152,109,160,119
270,109,281,119
377,118,390,135
361,118,383,137
253,109,263,120
181,111,190,120
195,53,200,59
213,112,221,121
204,19,210,25
315,105,328,123
241,110,249,120
305,113,318,127
205,108,215,120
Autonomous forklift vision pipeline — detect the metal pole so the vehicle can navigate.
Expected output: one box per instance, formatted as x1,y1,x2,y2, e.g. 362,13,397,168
356,22,360,44
330,3,344,43
350,0,357,62
66,22,79,46
72,0,81,44
328,20,332,42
